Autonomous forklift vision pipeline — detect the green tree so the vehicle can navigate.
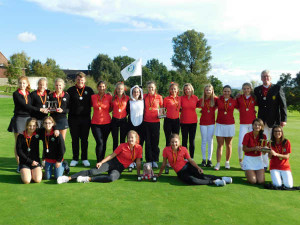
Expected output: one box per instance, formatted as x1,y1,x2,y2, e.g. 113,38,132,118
171,29,212,75
5,51,30,84
28,59,44,77
44,58,66,79
90,54,121,85
113,56,135,70
209,75,223,96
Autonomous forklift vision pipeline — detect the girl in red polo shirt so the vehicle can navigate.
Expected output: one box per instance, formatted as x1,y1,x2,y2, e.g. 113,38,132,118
269,125,293,188
143,81,163,168
57,130,142,184
157,134,232,186
180,83,199,159
111,82,129,151
198,84,218,167
91,81,112,163
242,118,266,184
163,82,181,146
236,83,257,168
214,85,237,170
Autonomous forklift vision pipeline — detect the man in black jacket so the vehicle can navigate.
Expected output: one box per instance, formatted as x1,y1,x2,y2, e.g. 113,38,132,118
254,70,287,168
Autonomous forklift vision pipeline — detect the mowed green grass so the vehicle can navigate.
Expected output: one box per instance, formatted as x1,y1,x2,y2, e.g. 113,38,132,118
0,98,299,225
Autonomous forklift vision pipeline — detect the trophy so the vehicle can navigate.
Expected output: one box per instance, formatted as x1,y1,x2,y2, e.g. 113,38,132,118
158,107,166,119
259,139,272,152
47,101,58,112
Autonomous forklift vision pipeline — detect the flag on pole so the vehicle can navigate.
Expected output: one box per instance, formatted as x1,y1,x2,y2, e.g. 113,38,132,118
121,58,142,81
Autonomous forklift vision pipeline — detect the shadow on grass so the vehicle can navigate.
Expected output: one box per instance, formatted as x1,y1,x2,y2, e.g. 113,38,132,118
0,174,22,184
0,157,18,173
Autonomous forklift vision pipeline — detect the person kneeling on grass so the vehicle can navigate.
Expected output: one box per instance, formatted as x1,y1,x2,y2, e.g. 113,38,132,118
157,134,232,186
57,130,142,184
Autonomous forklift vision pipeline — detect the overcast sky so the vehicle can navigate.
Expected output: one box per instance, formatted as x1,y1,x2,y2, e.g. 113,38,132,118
1,0,299,88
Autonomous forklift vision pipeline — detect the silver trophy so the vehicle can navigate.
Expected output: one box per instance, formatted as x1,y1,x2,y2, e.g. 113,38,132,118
259,139,272,152
47,101,57,112
158,107,166,119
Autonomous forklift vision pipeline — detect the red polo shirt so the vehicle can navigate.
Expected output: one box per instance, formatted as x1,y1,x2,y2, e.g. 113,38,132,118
216,96,237,125
144,93,163,123
162,146,190,173
180,95,199,124
114,143,143,168
112,95,129,119
270,140,291,171
91,94,112,125
163,96,181,119
236,95,256,124
242,131,267,157
198,97,218,125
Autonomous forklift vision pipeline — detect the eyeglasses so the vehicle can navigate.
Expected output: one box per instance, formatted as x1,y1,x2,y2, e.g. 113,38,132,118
274,130,282,133
44,122,53,125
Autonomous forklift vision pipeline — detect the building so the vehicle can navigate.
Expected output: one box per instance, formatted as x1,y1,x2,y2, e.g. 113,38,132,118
0,52,9,78
62,69,90,81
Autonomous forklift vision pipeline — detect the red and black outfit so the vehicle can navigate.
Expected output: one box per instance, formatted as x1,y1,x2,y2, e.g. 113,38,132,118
49,91,70,130
30,89,50,125
70,143,143,183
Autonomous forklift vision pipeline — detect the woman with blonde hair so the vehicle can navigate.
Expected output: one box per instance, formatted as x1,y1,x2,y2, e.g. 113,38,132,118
180,83,199,159
198,84,218,167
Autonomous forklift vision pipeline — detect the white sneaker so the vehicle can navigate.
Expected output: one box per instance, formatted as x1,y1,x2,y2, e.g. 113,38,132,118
57,176,69,184
82,160,90,167
70,160,79,167
77,176,90,183
214,162,220,171
152,162,158,168
222,177,233,184
129,163,134,168
225,161,230,169
215,179,226,186
166,162,171,168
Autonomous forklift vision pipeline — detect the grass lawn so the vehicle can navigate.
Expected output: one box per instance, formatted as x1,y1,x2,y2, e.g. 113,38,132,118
0,97,299,225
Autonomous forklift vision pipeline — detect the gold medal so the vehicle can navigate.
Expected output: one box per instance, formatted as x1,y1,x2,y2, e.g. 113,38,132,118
99,107,101,110
246,108,249,111
224,112,227,115
119,109,121,112
149,107,152,110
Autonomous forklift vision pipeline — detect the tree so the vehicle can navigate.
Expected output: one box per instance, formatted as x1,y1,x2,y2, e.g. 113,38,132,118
171,29,212,75
90,54,121,85
209,75,223,96
44,58,66,79
113,56,135,70
5,51,30,84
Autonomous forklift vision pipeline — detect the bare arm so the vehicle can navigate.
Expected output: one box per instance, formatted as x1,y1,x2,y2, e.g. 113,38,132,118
157,157,168,177
136,158,141,176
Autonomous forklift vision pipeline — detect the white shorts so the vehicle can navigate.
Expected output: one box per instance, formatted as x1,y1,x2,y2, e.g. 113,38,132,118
243,155,264,171
215,123,235,137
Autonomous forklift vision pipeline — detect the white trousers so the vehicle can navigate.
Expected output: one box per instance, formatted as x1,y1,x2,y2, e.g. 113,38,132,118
238,124,252,160
200,125,215,160
270,169,293,188
262,124,273,167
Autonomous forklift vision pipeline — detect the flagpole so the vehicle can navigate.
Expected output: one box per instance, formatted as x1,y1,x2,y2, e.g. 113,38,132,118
140,75,142,87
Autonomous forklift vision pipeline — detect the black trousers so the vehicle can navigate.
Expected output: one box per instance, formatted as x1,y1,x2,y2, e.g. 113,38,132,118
70,157,124,183
144,122,160,162
111,117,128,151
127,121,144,147
180,123,197,158
163,118,180,146
177,163,221,185
91,123,111,162
68,116,91,161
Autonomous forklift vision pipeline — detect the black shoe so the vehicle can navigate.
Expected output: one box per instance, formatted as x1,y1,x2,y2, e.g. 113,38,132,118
16,165,20,173
63,161,70,175
200,160,206,167
206,160,213,167
264,167,268,172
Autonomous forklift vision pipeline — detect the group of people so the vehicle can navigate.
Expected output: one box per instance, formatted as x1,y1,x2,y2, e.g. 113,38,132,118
8,69,294,188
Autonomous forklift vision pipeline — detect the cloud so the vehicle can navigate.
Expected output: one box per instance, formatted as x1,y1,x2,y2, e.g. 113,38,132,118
17,32,37,42
28,0,300,41
121,46,128,52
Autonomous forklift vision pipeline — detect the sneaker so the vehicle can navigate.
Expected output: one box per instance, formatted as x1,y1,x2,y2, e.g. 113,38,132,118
57,176,69,184
214,162,220,171
222,177,233,184
225,161,230,169
200,159,206,167
215,179,226,186
63,161,70,175
70,160,79,167
152,162,158,168
206,160,213,167
82,160,90,167
166,162,171,168
128,163,135,168
77,176,90,183
16,165,20,173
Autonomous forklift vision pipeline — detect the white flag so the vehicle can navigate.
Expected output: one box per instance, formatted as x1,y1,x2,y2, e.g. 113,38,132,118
121,58,142,81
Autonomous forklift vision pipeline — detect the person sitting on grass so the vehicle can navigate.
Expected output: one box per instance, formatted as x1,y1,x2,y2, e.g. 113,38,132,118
57,130,142,184
157,133,232,186
16,117,42,184
269,125,293,188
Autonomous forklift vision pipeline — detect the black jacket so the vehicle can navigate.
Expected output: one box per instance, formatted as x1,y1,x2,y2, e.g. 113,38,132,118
16,133,41,166
254,84,287,127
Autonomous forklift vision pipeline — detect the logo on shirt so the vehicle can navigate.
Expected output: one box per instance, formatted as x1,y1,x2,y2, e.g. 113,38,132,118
51,137,55,142
272,96,276,100
35,134,39,138
85,91,88,95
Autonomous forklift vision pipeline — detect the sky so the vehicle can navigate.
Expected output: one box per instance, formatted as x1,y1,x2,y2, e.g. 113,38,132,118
1,0,299,88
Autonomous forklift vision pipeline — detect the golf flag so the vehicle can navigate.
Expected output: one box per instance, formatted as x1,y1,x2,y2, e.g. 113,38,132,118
121,58,142,81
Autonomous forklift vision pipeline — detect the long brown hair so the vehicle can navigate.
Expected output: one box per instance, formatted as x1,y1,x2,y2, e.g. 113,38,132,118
127,130,140,144
252,118,264,140
18,76,31,92
169,133,181,147
25,117,38,133
271,125,287,147
113,82,126,101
